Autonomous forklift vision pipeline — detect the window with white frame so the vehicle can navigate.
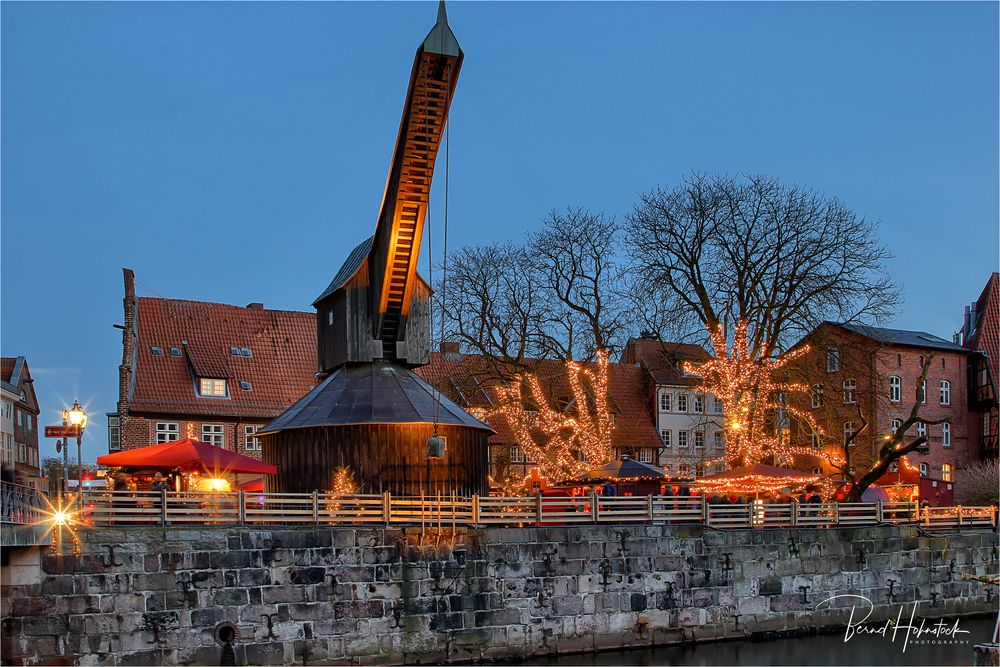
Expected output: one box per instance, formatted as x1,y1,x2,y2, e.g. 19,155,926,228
712,396,723,414
918,380,926,404
889,376,901,403
155,422,179,444
919,462,928,477
659,392,671,412
714,432,723,450
843,379,857,404
660,430,671,448
694,431,705,448
939,381,950,405
827,348,840,372
941,422,951,448
694,395,704,413
202,424,225,447
244,425,261,451
639,449,653,463
891,419,901,436
3,401,10,419
941,463,953,482
843,421,855,447
676,394,688,413
811,384,823,409
199,378,228,397
916,421,926,437
678,431,689,448
15,409,21,427
812,467,822,475
108,416,121,451
678,464,690,476
510,446,523,463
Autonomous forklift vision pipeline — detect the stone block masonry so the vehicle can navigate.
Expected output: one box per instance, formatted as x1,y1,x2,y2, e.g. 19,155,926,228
1,524,996,665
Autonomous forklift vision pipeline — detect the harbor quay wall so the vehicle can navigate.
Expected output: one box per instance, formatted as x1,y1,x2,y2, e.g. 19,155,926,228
1,523,996,665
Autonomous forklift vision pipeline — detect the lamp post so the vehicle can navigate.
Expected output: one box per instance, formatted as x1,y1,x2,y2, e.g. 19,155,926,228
62,400,88,508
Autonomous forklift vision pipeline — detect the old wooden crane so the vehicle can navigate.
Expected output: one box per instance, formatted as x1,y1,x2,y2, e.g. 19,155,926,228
260,3,491,496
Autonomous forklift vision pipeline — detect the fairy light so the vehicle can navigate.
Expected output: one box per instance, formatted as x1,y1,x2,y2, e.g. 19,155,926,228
489,350,615,485
693,472,834,498
329,467,357,495
685,321,845,477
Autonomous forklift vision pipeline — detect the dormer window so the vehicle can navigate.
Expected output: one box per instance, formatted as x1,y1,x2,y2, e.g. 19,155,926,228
199,378,227,397
170,348,181,357
151,346,163,356
240,347,252,357
240,381,252,391
230,347,241,356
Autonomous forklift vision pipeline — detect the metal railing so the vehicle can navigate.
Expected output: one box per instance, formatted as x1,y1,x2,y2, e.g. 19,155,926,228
0,481,46,525
75,490,998,531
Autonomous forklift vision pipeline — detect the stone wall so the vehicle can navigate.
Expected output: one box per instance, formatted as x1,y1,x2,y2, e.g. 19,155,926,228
1,524,996,665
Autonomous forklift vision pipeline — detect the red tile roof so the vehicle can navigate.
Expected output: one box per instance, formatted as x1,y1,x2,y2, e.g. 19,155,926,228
416,352,662,448
0,358,15,384
129,298,318,419
620,338,711,386
967,273,1000,383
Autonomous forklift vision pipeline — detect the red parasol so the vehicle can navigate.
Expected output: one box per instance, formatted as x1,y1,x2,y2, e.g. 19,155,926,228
97,438,276,475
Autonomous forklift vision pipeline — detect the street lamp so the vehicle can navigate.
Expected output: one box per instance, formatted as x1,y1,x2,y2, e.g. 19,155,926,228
62,400,88,507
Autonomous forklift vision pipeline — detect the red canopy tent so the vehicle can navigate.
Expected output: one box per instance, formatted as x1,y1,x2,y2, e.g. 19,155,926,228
97,438,276,476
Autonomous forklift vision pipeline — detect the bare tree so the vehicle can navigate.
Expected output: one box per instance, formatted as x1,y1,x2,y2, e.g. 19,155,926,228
627,173,900,360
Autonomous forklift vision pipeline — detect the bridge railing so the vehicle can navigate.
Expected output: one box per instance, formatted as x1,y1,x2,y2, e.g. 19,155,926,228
74,490,998,531
0,481,46,525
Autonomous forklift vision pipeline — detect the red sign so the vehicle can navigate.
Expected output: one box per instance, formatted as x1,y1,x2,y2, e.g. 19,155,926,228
44,425,81,438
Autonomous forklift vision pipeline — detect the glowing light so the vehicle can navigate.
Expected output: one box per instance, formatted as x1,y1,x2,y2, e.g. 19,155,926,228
63,400,89,429
197,478,231,492
52,511,69,526
329,467,357,495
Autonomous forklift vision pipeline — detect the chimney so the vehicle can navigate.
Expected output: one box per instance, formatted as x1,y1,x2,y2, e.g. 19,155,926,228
440,341,460,355
246,303,264,310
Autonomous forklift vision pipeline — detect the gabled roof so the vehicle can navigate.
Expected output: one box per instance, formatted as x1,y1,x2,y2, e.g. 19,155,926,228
417,352,662,448
620,338,711,387
831,322,967,353
965,273,999,383
130,298,318,419
1,356,38,412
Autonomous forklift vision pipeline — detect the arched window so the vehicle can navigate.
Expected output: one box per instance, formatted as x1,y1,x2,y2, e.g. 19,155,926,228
919,462,928,477
811,466,822,475
889,376,901,403
941,422,951,448
939,381,951,405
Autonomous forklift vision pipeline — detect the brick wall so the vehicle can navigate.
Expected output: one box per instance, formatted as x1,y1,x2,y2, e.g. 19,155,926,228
120,416,267,460
1,524,994,665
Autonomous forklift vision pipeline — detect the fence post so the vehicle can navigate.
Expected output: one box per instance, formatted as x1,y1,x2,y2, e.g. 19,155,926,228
956,505,963,527
875,500,883,524
238,489,246,526
160,489,168,527
701,497,709,527
923,506,929,526
537,494,544,525
313,491,319,526
383,492,391,526
833,502,840,527
472,495,480,525
590,492,598,524
791,501,798,527
647,495,654,523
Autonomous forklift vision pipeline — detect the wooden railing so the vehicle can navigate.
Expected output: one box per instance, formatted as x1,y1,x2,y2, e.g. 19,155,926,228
0,481,46,525
74,490,998,531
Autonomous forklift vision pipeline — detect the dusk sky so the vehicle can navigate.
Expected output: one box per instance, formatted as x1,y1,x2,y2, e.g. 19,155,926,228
2,1,997,464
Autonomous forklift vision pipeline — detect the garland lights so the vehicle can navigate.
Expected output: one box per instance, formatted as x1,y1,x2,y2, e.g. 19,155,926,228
685,321,845,471
489,350,615,485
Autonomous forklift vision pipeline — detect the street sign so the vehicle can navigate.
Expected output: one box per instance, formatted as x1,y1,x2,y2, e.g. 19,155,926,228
44,425,81,438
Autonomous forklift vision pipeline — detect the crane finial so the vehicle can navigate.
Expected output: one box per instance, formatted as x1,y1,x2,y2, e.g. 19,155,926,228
437,0,448,25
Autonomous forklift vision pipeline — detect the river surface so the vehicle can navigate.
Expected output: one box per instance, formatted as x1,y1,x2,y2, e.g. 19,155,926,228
521,614,997,666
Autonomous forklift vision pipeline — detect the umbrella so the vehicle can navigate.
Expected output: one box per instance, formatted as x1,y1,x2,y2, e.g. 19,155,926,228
97,438,277,475
861,485,890,502
577,456,667,481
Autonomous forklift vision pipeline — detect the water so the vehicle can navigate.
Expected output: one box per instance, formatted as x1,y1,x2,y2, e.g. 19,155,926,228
522,615,997,666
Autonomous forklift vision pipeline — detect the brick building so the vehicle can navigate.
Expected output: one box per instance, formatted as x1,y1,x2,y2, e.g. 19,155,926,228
110,269,318,459
958,272,998,460
790,322,971,485
0,356,43,489
619,338,726,478
417,344,663,483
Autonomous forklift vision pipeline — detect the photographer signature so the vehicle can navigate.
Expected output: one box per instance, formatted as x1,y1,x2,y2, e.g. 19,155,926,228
816,594,971,653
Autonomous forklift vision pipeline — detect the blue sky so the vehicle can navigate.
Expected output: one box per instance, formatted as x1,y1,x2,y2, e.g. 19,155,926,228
2,1,997,464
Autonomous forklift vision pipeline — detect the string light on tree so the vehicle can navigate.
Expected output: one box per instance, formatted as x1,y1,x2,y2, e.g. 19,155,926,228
686,321,844,471
490,350,614,484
